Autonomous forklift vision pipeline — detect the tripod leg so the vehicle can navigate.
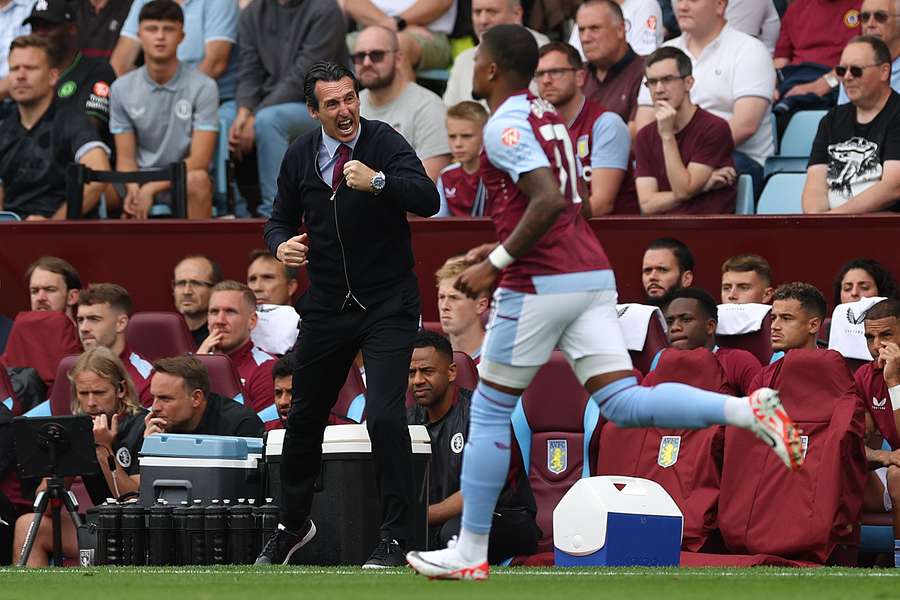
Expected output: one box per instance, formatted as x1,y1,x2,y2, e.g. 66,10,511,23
62,490,83,527
51,497,63,566
17,492,49,567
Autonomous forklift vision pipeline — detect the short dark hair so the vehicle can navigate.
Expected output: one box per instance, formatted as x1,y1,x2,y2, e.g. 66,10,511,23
273,352,296,380
175,254,223,285
304,61,359,110
249,249,298,281
139,0,184,23
26,256,81,291
480,24,539,85
865,298,900,321
832,258,897,307
772,282,827,319
538,42,583,69
152,356,209,397
645,46,692,78
78,283,133,315
722,254,773,286
848,35,892,69
666,287,718,322
414,330,453,363
646,238,695,273
579,0,624,23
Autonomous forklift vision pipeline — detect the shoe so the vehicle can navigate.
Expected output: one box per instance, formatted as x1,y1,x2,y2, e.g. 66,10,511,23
748,387,804,471
406,540,489,580
254,520,316,565
362,538,406,569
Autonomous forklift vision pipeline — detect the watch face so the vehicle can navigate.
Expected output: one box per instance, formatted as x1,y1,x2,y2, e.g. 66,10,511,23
372,173,385,190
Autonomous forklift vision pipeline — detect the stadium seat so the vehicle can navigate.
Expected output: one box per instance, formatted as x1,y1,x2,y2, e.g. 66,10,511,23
735,174,755,215
0,366,21,415
2,311,82,389
717,349,867,564
616,304,668,375
763,110,826,178
48,354,81,415
597,348,730,552
511,351,597,553
421,321,443,334
0,211,20,221
331,366,367,424
756,173,805,214
716,303,774,366
452,350,479,392
193,354,244,403
125,312,195,361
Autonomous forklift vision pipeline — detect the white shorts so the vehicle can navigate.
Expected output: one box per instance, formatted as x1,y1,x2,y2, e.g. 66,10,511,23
479,287,633,387
876,467,892,511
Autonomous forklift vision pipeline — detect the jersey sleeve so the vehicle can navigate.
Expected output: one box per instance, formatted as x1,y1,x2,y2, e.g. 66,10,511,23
483,113,551,183
808,111,834,166
435,172,451,216
119,0,145,41
204,0,239,43
590,112,630,170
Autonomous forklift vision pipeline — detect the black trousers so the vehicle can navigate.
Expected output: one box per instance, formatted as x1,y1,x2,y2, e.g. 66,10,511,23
279,282,420,542
435,508,541,564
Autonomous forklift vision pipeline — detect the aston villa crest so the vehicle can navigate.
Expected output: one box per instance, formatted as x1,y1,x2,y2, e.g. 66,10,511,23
547,439,567,474
657,435,681,468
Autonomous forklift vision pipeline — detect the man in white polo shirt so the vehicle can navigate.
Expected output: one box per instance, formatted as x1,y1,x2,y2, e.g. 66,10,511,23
634,0,774,197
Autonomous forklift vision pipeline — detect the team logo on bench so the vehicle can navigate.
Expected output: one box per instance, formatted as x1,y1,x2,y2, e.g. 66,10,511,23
547,440,567,474
657,436,681,468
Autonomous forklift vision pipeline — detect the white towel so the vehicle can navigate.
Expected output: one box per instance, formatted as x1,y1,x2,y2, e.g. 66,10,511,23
616,303,667,351
716,303,772,335
251,304,300,355
828,297,887,361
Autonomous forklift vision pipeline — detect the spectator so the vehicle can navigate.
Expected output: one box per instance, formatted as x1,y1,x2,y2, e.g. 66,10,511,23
635,0,775,198
13,347,147,567
405,330,539,563
76,283,153,405
172,254,222,348
721,253,775,304
435,255,487,361
662,287,762,395
272,352,295,426
725,0,780,54
74,0,134,60
109,0,218,219
26,0,117,145
0,0,34,101
247,249,299,306
435,101,489,216
769,282,827,354
634,47,737,214
833,257,897,305
225,0,348,218
569,0,662,59
576,0,647,133
537,41,637,215
442,0,549,107
356,25,451,181
25,256,80,321
641,237,693,306
145,355,264,437
839,0,900,103
0,35,111,219
802,35,900,213
343,0,456,81
197,280,276,413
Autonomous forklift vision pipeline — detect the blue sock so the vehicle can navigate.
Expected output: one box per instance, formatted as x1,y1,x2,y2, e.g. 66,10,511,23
460,383,519,534
592,377,731,429
894,540,900,567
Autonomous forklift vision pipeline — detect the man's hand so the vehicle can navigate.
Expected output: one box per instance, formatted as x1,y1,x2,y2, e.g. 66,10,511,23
25,214,47,221
229,112,255,161
654,101,678,138
277,233,309,268
702,166,736,192
197,330,223,355
144,411,167,437
464,242,499,263
785,78,831,98
93,413,118,449
343,160,377,192
123,185,154,219
878,341,900,387
455,260,498,300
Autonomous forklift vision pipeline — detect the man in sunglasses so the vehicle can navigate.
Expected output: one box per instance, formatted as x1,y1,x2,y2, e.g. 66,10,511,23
838,0,900,103
803,35,900,213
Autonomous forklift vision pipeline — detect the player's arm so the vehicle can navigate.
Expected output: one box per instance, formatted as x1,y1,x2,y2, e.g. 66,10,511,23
427,490,462,525
498,166,568,258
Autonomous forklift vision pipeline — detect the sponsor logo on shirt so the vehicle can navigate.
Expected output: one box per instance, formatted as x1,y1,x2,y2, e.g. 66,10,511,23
657,435,681,468
873,396,888,410
529,97,556,119
93,82,110,97
110,19,120,32
116,447,132,468
130,106,146,118
846,307,867,325
175,99,193,120
844,9,860,28
451,432,464,454
35,0,48,11
547,439,567,474
444,186,456,198
58,81,76,98
647,15,657,32
501,127,520,147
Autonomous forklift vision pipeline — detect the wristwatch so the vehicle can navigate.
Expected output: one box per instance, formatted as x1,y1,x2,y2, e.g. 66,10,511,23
824,73,840,90
393,16,407,31
370,171,386,194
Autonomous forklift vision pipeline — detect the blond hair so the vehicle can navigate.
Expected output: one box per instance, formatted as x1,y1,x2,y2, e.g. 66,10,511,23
69,347,142,416
446,101,489,127
211,280,257,311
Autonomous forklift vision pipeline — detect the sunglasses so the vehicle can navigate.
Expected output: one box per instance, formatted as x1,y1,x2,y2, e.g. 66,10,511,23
350,49,395,65
834,63,882,78
860,10,897,23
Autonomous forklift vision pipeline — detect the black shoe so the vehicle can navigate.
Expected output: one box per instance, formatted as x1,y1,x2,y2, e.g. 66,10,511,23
362,537,406,569
254,520,316,565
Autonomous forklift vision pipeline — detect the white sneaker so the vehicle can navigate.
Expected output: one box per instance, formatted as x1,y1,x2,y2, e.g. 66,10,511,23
748,387,804,471
406,541,489,581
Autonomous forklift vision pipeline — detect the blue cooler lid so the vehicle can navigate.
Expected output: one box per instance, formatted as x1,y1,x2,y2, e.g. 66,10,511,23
140,434,263,459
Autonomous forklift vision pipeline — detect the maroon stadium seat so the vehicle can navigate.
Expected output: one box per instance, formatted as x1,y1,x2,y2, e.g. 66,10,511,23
0,365,22,416
194,354,244,402
48,354,81,415
717,312,774,366
126,312,195,361
717,349,867,564
597,348,730,552
452,350,479,392
511,351,594,553
330,366,367,424
2,311,82,389
422,321,443,334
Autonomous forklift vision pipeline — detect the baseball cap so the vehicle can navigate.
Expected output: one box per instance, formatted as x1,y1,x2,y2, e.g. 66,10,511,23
23,0,74,27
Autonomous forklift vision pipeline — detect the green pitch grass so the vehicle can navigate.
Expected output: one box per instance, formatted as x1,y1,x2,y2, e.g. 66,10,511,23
0,566,897,600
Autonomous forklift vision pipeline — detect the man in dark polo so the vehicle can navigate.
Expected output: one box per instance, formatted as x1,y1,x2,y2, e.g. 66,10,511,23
260,61,439,568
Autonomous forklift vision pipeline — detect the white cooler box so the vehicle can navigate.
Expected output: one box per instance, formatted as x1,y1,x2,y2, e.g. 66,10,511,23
138,434,264,506
554,476,683,567
266,424,431,565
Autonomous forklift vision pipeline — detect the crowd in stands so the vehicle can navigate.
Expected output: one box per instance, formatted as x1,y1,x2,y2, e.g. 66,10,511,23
1,0,900,219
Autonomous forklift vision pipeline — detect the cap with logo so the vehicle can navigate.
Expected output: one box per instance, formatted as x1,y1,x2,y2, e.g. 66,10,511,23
23,0,74,27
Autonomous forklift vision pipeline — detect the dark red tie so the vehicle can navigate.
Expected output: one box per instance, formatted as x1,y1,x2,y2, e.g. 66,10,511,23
332,143,350,190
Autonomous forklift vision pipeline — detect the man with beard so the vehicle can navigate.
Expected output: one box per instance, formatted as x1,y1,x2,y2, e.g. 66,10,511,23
641,237,694,306
355,25,450,182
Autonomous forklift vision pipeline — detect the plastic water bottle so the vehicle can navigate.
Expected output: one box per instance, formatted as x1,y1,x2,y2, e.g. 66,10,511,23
204,499,228,565
147,499,174,566
228,498,258,564
172,501,190,565
119,501,146,565
187,499,206,565
255,498,279,553
96,499,121,566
